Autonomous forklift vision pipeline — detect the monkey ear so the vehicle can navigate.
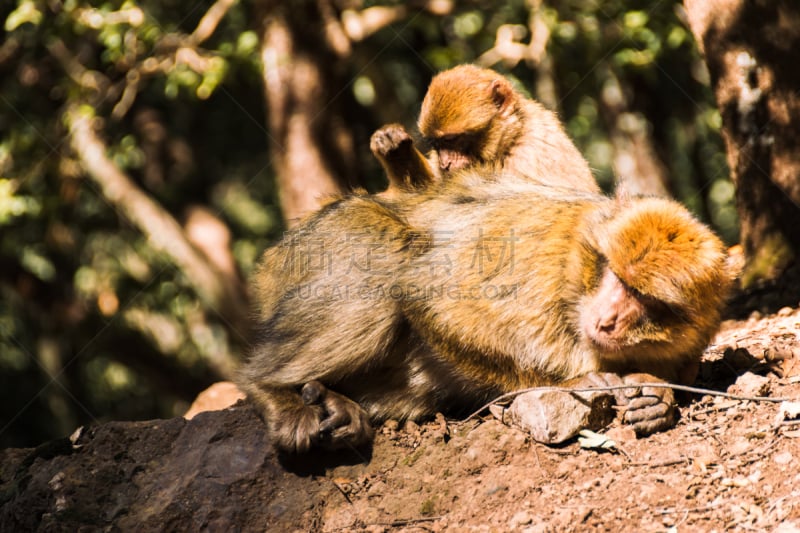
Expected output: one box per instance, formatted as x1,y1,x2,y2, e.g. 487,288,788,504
490,79,514,115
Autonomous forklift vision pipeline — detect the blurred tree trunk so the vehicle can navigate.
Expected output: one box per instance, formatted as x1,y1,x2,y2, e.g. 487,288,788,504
257,0,360,226
685,0,800,287
597,69,672,198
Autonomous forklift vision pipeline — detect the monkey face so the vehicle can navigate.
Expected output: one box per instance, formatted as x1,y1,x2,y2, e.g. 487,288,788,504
581,268,646,351
580,267,694,354
426,130,487,172
433,143,477,172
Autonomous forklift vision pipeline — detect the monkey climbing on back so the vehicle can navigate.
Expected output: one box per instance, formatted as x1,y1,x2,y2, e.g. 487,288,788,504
240,65,731,454
370,64,600,195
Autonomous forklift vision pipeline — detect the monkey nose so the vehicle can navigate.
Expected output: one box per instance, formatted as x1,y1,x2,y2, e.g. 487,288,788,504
596,313,617,334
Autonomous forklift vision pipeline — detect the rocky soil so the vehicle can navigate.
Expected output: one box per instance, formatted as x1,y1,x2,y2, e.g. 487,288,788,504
2,290,800,532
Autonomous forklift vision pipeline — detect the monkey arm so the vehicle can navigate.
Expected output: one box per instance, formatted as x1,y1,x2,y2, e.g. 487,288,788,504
370,123,439,194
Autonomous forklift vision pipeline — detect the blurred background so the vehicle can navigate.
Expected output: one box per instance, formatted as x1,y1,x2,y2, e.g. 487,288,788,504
0,0,736,447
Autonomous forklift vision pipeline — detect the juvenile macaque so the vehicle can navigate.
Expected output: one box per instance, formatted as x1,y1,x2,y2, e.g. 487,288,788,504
240,174,732,453
370,65,599,194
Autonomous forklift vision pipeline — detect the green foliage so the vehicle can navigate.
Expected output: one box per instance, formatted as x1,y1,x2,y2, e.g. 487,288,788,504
0,0,274,447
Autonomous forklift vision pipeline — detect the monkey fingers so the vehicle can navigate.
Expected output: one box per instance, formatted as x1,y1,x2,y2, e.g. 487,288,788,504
618,375,678,436
371,123,437,193
370,123,413,158
569,372,678,435
568,371,628,406
270,402,327,454
622,401,677,436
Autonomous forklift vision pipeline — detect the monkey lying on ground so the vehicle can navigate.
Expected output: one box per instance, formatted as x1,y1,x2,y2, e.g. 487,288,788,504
370,64,600,194
240,174,732,453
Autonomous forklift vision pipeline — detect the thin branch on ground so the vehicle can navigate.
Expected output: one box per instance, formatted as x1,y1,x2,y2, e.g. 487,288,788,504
465,382,796,422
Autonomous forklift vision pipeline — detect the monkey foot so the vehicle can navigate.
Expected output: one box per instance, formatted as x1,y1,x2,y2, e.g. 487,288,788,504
299,380,374,450
269,381,373,454
370,123,413,159
576,372,678,436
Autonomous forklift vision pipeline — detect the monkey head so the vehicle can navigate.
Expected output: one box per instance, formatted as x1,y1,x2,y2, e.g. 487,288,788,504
580,197,733,383
418,65,524,173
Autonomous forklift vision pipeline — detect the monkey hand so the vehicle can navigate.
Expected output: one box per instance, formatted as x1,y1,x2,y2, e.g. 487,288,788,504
276,380,374,453
616,373,677,435
575,372,678,436
370,123,414,161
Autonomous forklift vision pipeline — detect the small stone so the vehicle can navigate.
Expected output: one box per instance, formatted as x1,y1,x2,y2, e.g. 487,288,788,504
404,420,419,433
367,480,388,497
778,401,800,421
727,372,771,397
403,420,419,433
728,438,751,456
509,511,533,528
774,451,793,465
506,389,615,445
764,345,792,362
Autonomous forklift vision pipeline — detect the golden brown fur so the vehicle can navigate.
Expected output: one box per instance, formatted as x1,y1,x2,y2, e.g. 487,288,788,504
240,173,732,453
370,65,599,194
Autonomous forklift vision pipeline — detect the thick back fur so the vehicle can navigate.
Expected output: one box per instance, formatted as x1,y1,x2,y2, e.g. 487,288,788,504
241,174,732,431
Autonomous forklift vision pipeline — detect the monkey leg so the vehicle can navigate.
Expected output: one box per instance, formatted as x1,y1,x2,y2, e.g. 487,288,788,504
370,123,438,192
569,372,677,436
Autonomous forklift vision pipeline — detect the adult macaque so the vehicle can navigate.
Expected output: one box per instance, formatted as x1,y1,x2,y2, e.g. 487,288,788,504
240,174,732,453
370,65,599,194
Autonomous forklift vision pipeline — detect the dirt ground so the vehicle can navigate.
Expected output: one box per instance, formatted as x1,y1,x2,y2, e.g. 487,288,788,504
310,287,800,532
4,277,799,532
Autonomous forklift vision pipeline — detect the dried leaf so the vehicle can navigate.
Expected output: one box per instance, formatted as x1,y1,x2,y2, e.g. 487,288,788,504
782,356,800,379
577,429,617,451
778,401,800,421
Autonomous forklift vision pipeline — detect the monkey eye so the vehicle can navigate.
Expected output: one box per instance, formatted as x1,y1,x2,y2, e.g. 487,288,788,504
430,134,458,150
431,134,463,150
619,279,687,324
431,129,486,152
645,296,689,324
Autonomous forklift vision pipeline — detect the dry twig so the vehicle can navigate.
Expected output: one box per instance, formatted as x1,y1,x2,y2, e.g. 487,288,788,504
465,383,795,422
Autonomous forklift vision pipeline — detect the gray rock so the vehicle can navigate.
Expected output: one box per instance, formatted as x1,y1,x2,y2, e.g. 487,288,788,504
0,402,344,532
505,389,615,444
